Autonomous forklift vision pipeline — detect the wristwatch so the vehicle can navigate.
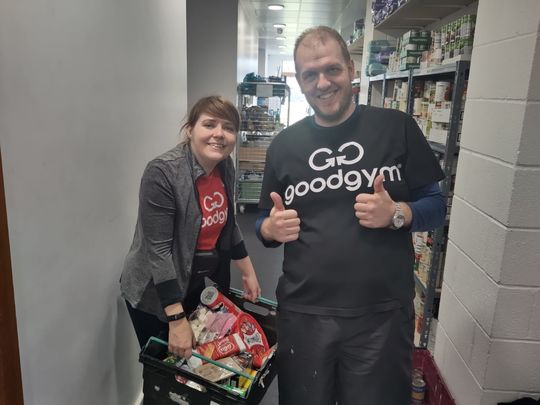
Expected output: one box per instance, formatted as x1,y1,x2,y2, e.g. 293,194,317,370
166,312,186,322
390,202,406,230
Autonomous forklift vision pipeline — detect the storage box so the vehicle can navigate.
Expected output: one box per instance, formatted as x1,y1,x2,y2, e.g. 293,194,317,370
139,289,278,405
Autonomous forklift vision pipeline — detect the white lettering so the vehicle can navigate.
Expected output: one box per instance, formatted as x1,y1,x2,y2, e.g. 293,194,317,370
361,168,379,188
295,181,309,197
344,170,362,191
327,170,344,190
283,165,402,205
379,166,402,182
308,142,364,171
283,142,402,205
310,177,326,193
203,192,225,212
201,209,227,228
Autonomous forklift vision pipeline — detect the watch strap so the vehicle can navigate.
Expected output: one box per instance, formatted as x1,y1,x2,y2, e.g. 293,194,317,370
390,202,404,230
166,311,186,322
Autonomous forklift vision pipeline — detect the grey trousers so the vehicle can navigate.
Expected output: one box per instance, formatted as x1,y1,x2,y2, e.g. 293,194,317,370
276,303,414,405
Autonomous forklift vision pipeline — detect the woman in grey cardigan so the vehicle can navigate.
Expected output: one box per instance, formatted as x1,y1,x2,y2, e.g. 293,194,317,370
121,96,261,359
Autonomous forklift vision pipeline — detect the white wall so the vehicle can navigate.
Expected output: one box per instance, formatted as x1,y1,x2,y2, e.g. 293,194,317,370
238,0,259,83
187,0,248,108
434,1,540,403
0,1,187,404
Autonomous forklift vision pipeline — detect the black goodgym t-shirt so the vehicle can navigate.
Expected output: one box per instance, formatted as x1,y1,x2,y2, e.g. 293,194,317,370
259,105,445,316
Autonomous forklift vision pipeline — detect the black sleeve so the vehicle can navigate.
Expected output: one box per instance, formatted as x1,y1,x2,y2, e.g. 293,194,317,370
403,114,445,189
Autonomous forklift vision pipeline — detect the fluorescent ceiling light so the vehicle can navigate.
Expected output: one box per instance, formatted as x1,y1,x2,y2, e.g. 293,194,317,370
275,36,286,41
268,4,284,11
278,45,287,49
273,23,286,28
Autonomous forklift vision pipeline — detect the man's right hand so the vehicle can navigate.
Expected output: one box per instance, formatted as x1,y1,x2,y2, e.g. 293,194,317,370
261,192,301,243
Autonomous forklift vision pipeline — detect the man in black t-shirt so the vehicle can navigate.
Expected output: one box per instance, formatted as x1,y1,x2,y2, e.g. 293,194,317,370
256,26,446,405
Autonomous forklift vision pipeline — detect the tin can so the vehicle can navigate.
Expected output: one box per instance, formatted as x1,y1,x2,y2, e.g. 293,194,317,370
200,286,242,315
434,81,451,102
411,376,426,403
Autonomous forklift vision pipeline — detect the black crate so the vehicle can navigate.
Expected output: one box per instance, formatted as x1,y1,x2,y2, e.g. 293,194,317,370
139,289,278,405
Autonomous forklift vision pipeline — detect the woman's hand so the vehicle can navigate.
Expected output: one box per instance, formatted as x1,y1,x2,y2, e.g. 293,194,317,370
168,318,195,358
164,302,195,358
234,256,261,302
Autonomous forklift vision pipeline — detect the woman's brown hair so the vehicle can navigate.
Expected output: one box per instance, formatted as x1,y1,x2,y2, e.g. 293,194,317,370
181,96,240,143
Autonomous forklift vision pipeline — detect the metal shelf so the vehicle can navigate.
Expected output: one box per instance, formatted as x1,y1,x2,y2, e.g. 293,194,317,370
369,70,409,82
236,80,290,211
414,272,441,296
386,71,410,80
367,61,470,348
414,272,427,294
374,0,476,35
429,141,446,154
369,73,386,82
347,35,364,55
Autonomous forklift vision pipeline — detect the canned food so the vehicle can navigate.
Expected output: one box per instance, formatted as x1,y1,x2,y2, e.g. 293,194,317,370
200,286,242,315
411,376,426,403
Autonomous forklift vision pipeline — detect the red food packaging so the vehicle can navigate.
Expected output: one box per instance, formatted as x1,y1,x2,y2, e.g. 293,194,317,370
200,286,242,316
196,333,246,361
233,312,269,368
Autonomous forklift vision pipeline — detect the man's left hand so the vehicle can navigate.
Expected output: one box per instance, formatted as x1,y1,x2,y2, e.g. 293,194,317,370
354,174,394,228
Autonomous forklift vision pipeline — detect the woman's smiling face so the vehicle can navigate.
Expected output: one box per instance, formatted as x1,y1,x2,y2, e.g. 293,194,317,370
188,113,237,173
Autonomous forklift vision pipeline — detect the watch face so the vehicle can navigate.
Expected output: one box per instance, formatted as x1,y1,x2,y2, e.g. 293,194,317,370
393,215,405,228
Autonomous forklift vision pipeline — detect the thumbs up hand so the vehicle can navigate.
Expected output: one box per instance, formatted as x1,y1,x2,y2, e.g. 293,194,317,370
354,174,395,228
261,192,301,243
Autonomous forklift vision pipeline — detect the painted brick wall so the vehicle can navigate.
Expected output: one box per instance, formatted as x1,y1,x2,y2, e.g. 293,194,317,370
435,0,540,404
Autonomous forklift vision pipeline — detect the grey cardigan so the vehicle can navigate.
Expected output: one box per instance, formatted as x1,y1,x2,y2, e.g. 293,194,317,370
120,143,247,320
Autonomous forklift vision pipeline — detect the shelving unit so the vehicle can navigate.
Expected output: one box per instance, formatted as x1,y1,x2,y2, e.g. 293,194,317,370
235,81,290,213
366,0,477,349
374,0,476,35
370,60,469,348
347,35,364,55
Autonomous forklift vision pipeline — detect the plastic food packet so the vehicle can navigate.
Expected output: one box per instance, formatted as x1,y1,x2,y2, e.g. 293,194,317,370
238,368,257,390
193,357,243,383
233,312,269,368
174,375,207,393
188,305,211,342
197,312,238,344
196,333,246,361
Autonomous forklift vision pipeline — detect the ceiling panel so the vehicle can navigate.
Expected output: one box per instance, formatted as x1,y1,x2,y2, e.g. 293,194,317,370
245,0,365,58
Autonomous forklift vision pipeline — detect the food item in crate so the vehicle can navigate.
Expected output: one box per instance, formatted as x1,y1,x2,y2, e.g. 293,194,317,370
188,305,211,342
174,375,207,393
189,305,238,345
233,312,270,368
199,286,271,368
238,368,257,390
193,356,243,383
197,333,247,361
201,286,242,316
163,354,185,368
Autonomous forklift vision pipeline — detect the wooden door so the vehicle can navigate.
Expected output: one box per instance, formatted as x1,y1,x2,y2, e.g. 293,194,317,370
0,148,24,404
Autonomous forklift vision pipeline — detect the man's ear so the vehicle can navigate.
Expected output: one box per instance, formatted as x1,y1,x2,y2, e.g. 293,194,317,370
348,59,355,78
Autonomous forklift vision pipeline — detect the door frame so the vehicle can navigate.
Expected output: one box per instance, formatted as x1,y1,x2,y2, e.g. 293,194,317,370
0,148,24,404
